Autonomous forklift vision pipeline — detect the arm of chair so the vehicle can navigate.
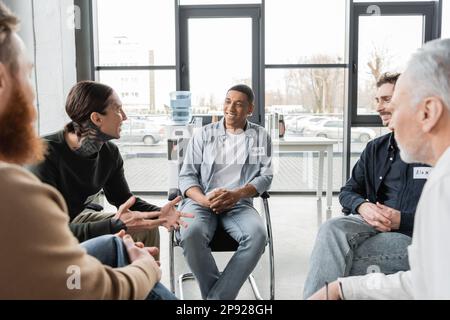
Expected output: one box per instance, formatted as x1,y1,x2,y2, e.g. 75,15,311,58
260,191,270,200
168,188,182,201
259,192,271,222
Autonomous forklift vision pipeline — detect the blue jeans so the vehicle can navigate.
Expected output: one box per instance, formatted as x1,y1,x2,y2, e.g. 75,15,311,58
303,215,411,299
179,200,267,300
81,235,177,300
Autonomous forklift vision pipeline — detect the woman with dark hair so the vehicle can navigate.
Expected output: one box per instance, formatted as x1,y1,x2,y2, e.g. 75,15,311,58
30,81,191,255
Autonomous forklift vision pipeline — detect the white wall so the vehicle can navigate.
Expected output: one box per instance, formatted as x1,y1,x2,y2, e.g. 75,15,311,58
4,0,77,135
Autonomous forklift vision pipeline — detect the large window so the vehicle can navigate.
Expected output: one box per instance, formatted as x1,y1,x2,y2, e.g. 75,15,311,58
350,2,439,126
94,0,176,192
355,0,432,2
185,17,253,115
181,0,261,4
266,68,346,192
96,0,175,66
265,0,347,64
357,15,424,116
98,70,175,116
178,5,262,123
346,1,438,184
90,0,444,193
265,0,348,192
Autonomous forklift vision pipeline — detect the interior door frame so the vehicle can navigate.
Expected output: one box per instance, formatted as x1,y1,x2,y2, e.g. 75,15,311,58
177,4,263,125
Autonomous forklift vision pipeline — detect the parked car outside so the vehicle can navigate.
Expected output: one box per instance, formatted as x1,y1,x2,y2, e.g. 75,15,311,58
294,116,336,134
120,118,164,145
302,119,376,142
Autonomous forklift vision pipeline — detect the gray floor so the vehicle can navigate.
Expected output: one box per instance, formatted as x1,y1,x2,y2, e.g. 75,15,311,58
105,194,343,300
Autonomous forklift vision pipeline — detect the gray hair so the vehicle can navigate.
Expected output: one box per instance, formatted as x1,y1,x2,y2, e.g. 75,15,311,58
404,38,450,111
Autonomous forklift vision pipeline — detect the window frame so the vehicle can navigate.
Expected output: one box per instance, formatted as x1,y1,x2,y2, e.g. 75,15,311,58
77,0,445,193
91,0,178,81
178,4,263,124
348,1,441,128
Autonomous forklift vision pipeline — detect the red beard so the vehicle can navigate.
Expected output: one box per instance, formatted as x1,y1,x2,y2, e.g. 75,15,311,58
0,86,46,165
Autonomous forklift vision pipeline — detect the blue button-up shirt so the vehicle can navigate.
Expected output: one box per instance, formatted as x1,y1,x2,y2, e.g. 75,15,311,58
339,132,430,236
179,119,273,206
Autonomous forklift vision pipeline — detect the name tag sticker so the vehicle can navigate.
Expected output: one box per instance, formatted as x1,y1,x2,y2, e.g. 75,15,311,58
251,147,265,156
413,167,431,179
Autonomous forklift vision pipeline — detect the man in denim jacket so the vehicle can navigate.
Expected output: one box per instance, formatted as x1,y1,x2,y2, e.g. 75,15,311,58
303,73,429,299
178,84,273,300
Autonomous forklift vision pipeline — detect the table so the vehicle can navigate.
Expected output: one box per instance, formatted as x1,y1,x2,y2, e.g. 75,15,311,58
275,137,338,209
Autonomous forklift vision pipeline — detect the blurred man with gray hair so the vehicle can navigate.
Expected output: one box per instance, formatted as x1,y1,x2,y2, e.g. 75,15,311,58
310,38,450,300
303,72,430,299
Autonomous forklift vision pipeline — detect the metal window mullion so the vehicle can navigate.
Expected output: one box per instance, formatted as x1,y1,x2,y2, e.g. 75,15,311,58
344,0,354,185
95,66,177,71
180,4,262,16
91,0,100,81
175,0,181,90
260,0,265,126
75,0,96,81
434,0,442,38
265,64,348,69
251,7,262,125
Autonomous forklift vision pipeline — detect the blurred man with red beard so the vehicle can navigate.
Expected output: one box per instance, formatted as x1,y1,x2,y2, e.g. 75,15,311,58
0,1,175,299
0,16,44,164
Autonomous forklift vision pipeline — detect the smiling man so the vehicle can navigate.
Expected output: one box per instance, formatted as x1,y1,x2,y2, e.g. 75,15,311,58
375,74,397,126
310,38,450,300
303,72,430,299
177,84,273,300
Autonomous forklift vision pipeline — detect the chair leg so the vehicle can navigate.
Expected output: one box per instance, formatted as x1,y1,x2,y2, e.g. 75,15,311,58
248,274,263,300
178,272,195,300
178,271,264,300
169,230,175,294
169,229,196,299
262,198,275,300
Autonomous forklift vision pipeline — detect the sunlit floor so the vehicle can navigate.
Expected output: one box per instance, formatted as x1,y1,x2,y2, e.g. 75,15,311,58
105,194,343,300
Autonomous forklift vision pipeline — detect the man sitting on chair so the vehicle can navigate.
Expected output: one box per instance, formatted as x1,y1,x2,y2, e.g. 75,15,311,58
303,72,429,299
178,84,273,300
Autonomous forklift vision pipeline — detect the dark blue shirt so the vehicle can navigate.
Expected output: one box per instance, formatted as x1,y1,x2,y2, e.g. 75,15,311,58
377,139,402,208
339,132,430,236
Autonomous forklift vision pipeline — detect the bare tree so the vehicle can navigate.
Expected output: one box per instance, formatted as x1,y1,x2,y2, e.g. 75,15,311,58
207,93,218,112
359,44,393,111
367,45,392,84
284,55,344,114
265,89,284,110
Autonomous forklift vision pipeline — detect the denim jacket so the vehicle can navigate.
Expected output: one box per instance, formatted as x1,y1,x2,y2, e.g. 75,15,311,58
179,119,273,206
339,132,430,236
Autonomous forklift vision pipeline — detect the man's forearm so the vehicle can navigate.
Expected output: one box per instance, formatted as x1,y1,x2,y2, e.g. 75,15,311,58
185,186,208,206
234,184,258,199
339,188,367,215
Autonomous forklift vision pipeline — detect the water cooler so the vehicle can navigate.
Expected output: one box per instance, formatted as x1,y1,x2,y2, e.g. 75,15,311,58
167,91,194,200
